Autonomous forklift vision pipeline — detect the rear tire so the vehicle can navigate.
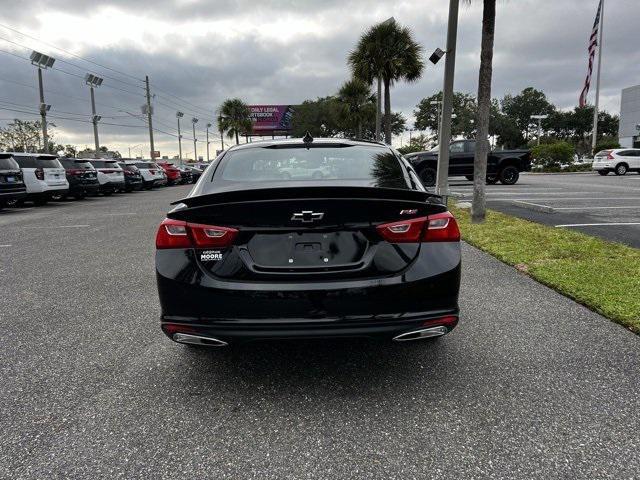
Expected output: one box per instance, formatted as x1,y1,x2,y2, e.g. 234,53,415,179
499,166,520,185
419,167,437,187
615,163,628,176
598,170,609,176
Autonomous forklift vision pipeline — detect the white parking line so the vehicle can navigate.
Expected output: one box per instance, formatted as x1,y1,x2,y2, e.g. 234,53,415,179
553,206,640,210
494,197,640,201
556,223,640,228
22,224,91,229
0,244,11,247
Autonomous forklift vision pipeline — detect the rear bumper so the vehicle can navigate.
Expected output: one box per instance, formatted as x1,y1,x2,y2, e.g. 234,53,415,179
156,243,461,343
592,163,611,171
0,187,27,202
100,181,125,192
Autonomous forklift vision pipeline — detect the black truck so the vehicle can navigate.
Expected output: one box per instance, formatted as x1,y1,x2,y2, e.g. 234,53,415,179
405,140,532,186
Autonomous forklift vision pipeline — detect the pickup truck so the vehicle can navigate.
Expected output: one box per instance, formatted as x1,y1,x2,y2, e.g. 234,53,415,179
405,139,532,186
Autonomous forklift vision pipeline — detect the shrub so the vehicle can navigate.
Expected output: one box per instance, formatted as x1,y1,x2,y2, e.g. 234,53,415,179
531,142,574,169
594,140,620,153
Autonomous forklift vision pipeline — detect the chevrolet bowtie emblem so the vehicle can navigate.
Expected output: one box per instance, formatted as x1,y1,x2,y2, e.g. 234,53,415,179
291,211,324,223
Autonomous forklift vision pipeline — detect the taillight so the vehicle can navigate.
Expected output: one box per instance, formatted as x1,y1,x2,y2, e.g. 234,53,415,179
607,152,615,160
376,212,460,243
124,170,134,176
35,168,44,180
67,169,83,175
155,218,238,249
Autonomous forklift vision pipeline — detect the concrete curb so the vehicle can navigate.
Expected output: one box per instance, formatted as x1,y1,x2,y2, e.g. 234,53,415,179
511,200,555,214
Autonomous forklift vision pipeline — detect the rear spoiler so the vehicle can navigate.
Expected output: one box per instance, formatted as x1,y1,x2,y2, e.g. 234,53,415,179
172,186,442,208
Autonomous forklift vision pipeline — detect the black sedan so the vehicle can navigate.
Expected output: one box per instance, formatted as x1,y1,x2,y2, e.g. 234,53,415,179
155,137,461,347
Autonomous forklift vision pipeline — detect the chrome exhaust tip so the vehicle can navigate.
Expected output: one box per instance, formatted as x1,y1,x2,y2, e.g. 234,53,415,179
173,333,228,347
393,326,449,342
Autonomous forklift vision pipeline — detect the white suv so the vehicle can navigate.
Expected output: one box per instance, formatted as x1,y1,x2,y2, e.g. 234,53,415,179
87,159,125,195
123,160,165,189
10,153,69,206
592,149,640,176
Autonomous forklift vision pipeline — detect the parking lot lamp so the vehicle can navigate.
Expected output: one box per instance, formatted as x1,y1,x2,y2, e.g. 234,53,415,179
84,74,104,155
206,123,212,162
530,114,548,146
176,112,184,162
30,51,55,153
192,118,199,163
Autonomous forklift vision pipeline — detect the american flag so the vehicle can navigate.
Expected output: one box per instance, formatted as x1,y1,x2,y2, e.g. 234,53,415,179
579,0,602,107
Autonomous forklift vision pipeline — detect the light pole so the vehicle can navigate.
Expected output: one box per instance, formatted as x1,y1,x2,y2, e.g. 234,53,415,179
530,114,548,145
435,0,460,198
30,51,55,153
84,74,103,156
218,114,225,151
192,118,198,162
206,123,211,162
430,100,443,142
128,143,142,158
176,111,184,162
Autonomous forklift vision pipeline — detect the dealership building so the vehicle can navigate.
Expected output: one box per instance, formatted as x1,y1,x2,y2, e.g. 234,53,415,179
619,85,640,148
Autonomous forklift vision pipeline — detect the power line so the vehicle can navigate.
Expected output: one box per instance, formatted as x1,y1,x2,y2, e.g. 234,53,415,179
0,23,145,83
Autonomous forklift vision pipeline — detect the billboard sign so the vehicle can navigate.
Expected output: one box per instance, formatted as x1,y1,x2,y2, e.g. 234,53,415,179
248,105,294,135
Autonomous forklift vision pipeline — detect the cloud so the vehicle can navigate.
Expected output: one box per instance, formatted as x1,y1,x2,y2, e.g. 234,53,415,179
0,0,636,155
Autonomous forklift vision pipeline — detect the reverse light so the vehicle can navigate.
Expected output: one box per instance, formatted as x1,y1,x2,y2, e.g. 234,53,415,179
377,211,460,243
155,218,238,249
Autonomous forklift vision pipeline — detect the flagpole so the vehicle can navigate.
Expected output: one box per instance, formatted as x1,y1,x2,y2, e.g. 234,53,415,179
591,0,605,153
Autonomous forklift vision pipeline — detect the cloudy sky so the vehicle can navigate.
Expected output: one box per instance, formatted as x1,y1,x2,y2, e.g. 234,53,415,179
0,0,637,157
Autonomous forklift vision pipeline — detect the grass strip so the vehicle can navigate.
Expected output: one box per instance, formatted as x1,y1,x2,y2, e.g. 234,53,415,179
450,205,640,333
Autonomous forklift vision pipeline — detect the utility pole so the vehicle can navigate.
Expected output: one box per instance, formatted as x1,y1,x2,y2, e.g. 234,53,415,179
176,111,183,162
30,51,55,154
192,118,198,163
218,115,225,151
206,123,211,162
85,74,103,156
435,0,460,198
144,75,155,159
591,0,605,153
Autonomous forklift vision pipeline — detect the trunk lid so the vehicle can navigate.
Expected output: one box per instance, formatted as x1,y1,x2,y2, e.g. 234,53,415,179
170,186,446,278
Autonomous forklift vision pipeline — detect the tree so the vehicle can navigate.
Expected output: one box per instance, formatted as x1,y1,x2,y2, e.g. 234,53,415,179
414,91,477,140
471,0,496,223
337,78,374,139
217,98,253,145
501,87,555,141
349,19,423,144
0,120,42,152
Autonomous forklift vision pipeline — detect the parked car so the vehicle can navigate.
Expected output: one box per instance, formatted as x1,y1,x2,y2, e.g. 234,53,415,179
176,165,193,184
10,153,69,205
0,153,26,209
405,140,532,186
187,165,203,183
88,159,125,195
59,158,100,199
155,137,461,347
156,162,181,185
592,149,640,176
118,162,144,192
125,160,165,189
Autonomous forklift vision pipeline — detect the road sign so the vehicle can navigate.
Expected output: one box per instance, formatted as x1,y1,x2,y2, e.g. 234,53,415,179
151,150,160,158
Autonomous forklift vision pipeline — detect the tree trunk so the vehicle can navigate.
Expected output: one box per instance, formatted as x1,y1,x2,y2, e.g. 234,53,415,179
471,0,496,224
383,77,391,145
235,130,239,145
375,76,382,141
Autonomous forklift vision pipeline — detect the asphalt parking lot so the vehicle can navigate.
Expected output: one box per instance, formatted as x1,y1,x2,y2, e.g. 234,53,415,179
452,172,640,248
1,186,639,479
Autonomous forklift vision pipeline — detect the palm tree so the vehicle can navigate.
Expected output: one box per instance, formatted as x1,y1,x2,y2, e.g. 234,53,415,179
217,98,253,145
471,0,496,223
348,19,424,145
337,78,374,139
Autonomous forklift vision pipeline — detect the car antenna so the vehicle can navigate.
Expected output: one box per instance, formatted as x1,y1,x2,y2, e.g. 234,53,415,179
302,131,314,148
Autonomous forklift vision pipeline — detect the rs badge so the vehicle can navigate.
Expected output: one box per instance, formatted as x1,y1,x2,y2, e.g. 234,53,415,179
199,250,224,262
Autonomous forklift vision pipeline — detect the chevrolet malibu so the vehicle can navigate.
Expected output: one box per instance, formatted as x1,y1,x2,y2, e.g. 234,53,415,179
155,137,461,347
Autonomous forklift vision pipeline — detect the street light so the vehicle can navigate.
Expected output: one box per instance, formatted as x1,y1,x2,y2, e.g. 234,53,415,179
176,111,184,162
430,100,443,141
84,73,104,155
192,118,198,163
530,114,549,145
128,143,142,158
30,51,55,153
206,123,212,162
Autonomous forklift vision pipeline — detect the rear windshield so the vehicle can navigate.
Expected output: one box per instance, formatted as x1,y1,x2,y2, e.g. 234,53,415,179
90,160,121,169
14,156,62,169
595,150,611,157
119,163,138,171
60,159,94,169
135,162,156,169
217,145,407,188
0,157,19,169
